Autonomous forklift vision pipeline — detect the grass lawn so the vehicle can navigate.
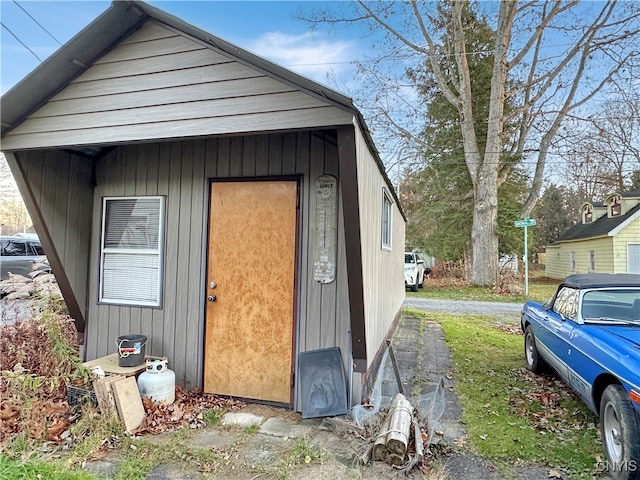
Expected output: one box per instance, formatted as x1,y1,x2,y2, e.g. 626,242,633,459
404,309,603,478
409,273,559,304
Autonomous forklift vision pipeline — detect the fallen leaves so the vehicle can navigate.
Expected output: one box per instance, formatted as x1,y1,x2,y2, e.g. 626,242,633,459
136,386,244,434
1,312,244,448
548,468,564,478
495,323,523,336
1,313,80,445
508,368,597,435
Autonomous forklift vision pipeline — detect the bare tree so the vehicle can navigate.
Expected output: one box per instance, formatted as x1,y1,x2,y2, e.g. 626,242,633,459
302,0,640,285
517,2,640,215
0,153,18,200
552,90,640,196
0,153,31,234
0,199,32,235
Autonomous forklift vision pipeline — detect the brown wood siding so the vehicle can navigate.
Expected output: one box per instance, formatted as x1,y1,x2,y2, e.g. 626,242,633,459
9,150,94,328
2,22,351,151
84,132,352,404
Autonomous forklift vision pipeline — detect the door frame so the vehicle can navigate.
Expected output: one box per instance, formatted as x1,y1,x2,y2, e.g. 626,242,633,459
202,175,302,407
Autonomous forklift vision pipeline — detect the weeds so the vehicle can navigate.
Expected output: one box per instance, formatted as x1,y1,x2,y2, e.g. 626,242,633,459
242,423,260,435
65,405,123,467
269,436,326,479
113,430,226,480
288,436,324,465
0,454,96,480
202,408,222,427
1,270,83,446
1,315,83,444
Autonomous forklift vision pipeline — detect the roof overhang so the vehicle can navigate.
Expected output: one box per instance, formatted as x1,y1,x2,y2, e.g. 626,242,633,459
1,1,356,139
1,2,143,137
1,1,404,217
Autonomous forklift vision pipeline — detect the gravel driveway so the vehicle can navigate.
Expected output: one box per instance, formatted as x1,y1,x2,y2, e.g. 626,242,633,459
403,297,523,324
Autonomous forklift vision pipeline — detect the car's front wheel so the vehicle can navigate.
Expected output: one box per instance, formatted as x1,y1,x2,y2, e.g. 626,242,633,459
524,326,547,374
599,384,640,480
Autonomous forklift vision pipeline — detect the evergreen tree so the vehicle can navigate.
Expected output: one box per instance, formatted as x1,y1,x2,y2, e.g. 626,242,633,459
400,2,526,265
533,185,579,247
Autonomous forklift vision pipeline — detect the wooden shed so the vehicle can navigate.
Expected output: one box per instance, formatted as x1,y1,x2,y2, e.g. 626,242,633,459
0,1,405,410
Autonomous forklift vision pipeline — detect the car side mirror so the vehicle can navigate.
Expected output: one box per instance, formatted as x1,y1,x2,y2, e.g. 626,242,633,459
417,259,424,265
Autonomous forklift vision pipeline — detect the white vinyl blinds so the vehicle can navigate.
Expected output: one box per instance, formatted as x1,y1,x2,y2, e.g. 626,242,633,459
99,196,165,306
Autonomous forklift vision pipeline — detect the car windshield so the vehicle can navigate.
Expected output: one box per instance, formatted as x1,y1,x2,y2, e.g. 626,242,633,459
405,254,415,264
581,289,640,323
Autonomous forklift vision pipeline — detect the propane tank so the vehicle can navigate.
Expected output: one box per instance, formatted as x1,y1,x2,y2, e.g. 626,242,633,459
137,357,175,404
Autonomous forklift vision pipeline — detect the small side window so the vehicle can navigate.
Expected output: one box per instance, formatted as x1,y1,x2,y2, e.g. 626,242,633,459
569,251,576,272
553,287,579,321
588,251,595,272
381,189,393,250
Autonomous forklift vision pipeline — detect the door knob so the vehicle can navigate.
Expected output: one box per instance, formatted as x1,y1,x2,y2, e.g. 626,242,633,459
207,295,217,302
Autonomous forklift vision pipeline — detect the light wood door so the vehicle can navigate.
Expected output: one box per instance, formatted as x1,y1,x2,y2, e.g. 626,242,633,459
204,180,298,404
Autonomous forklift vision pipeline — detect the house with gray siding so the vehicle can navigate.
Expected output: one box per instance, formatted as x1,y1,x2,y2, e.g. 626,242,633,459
0,1,406,410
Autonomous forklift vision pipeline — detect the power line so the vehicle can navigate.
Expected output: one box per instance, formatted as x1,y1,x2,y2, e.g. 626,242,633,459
1,21,42,62
13,0,61,46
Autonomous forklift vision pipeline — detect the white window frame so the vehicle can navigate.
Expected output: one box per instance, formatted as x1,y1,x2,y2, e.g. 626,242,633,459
99,196,165,307
381,189,393,250
629,243,640,274
588,250,595,272
569,251,576,272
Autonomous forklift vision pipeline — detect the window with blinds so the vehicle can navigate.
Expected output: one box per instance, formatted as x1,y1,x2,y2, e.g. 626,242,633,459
99,196,165,306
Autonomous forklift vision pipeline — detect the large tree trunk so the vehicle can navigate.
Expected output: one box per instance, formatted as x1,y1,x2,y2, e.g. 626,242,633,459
457,0,514,286
471,167,499,286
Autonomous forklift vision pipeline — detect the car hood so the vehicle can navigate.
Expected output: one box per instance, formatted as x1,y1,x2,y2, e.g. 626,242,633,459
585,324,640,350
608,325,640,349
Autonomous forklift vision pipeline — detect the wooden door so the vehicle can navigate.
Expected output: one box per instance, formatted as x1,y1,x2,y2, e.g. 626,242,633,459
204,180,298,404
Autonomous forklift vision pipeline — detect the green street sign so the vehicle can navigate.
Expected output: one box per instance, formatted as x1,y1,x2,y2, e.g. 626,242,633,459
515,218,536,295
515,218,536,228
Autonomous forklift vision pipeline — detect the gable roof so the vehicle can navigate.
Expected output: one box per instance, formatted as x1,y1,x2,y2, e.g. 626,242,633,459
1,1,355,138
553,201,640,243
1,0,404,216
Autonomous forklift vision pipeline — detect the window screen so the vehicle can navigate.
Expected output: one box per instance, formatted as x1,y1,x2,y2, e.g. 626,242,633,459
100,197,164,306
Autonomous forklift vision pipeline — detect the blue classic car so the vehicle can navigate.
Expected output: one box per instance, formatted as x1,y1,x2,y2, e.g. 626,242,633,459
521,273,640,479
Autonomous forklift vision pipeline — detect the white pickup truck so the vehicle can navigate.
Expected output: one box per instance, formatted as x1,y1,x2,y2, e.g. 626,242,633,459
404,252,426,292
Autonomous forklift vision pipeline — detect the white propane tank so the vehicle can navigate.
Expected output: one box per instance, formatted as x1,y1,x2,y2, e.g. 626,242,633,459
137,358,175,404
